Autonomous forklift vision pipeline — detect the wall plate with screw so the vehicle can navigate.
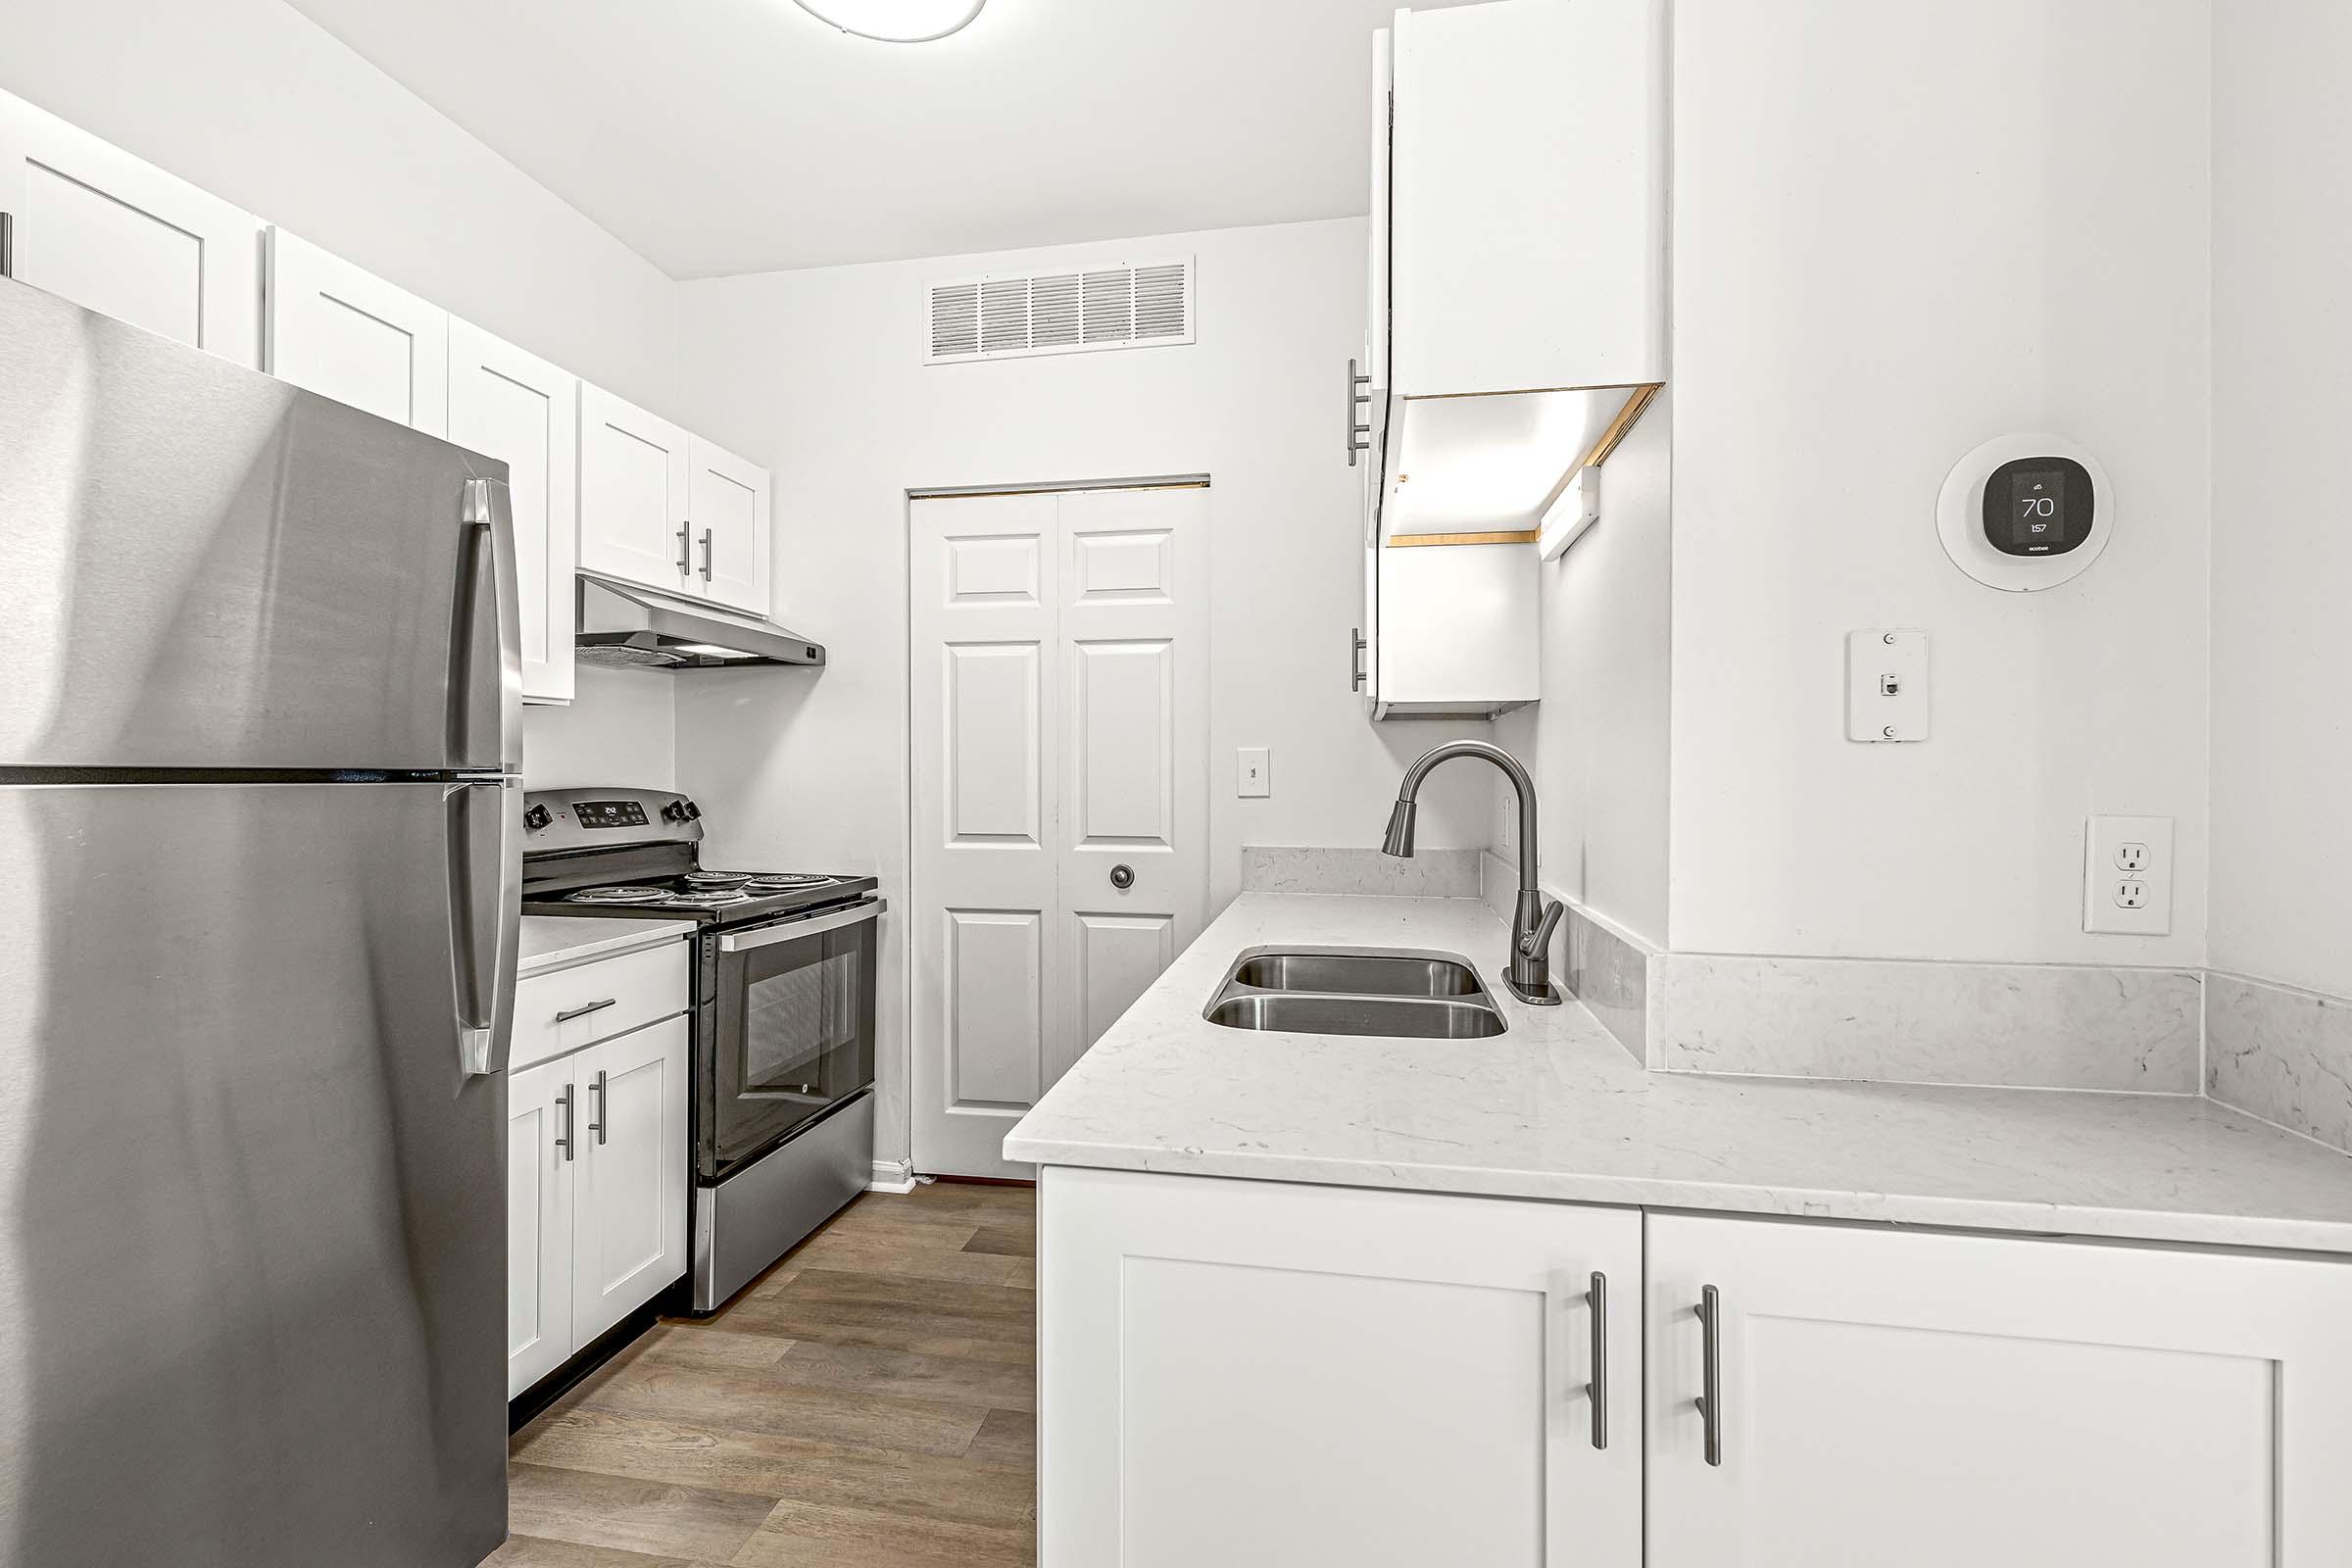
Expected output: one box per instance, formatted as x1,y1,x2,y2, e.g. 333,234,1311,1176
2083,814,2172,935
1846,630,1929,742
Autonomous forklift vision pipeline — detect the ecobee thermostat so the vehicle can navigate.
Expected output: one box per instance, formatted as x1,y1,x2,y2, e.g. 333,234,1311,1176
1936,433,2113,591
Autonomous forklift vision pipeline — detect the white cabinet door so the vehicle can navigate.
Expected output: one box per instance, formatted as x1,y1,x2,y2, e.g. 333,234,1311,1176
266,228,448,435
506,1057,576,1399
571,1015,688,1348
578,383,691,595
1041,1167,1642,1567
0,91,261,366
685,435,770,615
1647,1213,2352,1567
449,319,578,704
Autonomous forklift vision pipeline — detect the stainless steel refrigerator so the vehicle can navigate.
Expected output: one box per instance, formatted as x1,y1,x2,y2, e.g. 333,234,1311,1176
0,279,520,1566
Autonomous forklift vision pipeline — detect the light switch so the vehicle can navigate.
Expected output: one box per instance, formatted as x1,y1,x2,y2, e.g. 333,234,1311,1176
1846,630,1929,742
1238,747,1271,798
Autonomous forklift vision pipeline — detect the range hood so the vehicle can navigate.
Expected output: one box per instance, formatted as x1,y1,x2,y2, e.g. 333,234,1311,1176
574,574,826,669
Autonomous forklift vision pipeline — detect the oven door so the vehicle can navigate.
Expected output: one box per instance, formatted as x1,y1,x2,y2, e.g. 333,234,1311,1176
706,898,882,1178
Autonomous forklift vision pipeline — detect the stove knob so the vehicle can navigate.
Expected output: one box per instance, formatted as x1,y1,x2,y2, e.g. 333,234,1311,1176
522,803,554,832
662,798,701,824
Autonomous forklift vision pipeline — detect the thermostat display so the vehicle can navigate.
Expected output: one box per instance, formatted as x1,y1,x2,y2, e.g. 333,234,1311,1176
1937,434,2113,591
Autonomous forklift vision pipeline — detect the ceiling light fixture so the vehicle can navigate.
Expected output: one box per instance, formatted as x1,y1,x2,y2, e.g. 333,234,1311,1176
788,0,987,43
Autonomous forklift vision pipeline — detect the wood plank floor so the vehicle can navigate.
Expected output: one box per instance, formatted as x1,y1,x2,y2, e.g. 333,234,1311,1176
490,1182,1036,1568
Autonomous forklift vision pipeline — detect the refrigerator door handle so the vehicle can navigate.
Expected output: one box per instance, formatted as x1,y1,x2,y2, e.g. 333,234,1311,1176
456,476,522,772
451,780,521,1077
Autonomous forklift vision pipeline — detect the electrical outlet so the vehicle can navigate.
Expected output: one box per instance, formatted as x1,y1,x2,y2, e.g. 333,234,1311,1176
2084,815,2172,935
1237,747,1270,799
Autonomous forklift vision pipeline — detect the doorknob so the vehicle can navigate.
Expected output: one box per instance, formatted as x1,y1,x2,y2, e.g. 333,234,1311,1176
1109,864,1135,890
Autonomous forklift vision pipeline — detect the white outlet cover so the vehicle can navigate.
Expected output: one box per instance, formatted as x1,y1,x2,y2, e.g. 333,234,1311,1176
1846,630,1930,742
1237,746,1270,799
2083,814,2173,935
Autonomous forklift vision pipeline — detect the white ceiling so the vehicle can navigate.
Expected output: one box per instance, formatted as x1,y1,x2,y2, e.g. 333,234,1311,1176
282,0,1481,279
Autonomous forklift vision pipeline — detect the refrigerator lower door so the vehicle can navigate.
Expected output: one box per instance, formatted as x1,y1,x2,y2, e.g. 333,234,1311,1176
0,279,519,773
0,782,513,1567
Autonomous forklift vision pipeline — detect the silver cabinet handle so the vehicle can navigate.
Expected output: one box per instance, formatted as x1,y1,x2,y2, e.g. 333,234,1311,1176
1349,626,1368,692
1696,1284,1723,1466
699,527,714,582
554,997,616,1025
1589,1271,1609,1450
1,211,14,278
675,526,691,576
1345,357,1373,466
555,1084,575,1162
588,1069,609,1146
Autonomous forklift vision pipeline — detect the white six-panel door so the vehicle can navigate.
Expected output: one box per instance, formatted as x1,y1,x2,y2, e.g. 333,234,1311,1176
910,485,1208,1179
1646,1212,2352,1566
0,91,262,367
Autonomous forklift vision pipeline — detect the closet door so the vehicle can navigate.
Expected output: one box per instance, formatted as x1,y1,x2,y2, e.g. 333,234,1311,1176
0,91,261,366
449,319,578,703
267,228,449,435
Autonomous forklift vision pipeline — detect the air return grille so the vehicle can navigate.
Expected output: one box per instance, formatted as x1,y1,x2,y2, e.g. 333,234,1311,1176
925,257,1195,364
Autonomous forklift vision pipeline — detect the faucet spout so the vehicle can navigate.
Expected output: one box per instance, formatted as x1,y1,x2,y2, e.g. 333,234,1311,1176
1381,741,1561,1005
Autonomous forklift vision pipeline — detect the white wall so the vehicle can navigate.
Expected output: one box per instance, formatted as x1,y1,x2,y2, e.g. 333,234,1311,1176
520,667,677,792
1491,392,1673,948
669,218,1493,1166
0,0,678,412
1664,0,2212,966
2209,1,2352,1001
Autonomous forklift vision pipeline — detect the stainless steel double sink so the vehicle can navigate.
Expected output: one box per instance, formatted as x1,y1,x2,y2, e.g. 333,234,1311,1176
1202,947,1508,1038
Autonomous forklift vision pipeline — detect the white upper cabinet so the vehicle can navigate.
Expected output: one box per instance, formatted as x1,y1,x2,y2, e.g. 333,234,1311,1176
0,90,261,367
266,228,448,436
685,435,771,616
1369,0,1666,543
578,382,693,595
1645,1213,2352,1567
448,320,578,704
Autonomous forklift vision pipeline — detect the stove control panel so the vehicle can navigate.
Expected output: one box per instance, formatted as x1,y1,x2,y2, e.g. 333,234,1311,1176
518,787,707,857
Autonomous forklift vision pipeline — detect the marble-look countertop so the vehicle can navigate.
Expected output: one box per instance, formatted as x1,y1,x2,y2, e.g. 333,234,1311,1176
519,915,697,978
1004,894,2352,1254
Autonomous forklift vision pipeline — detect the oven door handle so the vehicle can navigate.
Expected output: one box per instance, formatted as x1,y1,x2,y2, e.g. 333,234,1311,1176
716,897,885,954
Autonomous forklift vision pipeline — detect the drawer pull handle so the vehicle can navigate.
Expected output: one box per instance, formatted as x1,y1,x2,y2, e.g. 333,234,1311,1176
555,997,617,1025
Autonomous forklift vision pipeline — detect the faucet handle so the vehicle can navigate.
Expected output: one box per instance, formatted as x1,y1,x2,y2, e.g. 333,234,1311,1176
1520,899,1566,960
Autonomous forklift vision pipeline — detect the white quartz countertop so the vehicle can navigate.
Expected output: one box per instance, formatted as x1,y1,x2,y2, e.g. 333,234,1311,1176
519,915,697,978
1004,894,2352,1254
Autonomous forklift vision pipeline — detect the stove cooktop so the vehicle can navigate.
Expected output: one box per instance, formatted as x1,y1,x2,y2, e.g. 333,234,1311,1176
521,870,878,926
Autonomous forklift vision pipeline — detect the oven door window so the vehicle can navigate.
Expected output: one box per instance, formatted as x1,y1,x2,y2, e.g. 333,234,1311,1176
710,906,877,1175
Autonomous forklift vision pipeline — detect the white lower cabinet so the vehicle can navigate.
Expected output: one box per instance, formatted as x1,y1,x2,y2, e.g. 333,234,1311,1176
1644,1212,2352,1567
1039,1167,1642,1567
1040,1169,2352,1566
507,1015,689,1398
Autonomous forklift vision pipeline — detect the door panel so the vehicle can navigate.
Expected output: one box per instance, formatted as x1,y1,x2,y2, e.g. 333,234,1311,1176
449,319,577,704
574,1016,689,1345
911,494,1060,1177
687,434,771,614
0,91,262,366
0,782,508,1567
507,1057,575,1397
1645,1213,2352,1567
0,281,511,771
267,228,448,435
578,383,690,594
912,485,1208,1178
1042,1168,1642,1566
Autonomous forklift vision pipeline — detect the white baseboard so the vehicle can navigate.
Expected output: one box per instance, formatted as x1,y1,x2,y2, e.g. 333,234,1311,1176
867,1158,917,1194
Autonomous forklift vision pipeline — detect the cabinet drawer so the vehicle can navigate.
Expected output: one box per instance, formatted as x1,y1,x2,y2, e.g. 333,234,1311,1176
514,941,690,1071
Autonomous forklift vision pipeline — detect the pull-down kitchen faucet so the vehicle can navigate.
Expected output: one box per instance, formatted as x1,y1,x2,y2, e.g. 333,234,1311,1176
1381,741,1563,1005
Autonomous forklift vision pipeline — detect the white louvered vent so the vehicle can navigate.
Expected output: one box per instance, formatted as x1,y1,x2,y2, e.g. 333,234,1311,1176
925,257,1196,365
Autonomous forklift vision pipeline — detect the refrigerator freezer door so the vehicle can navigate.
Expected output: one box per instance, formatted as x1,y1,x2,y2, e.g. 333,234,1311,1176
0,279,519,774
0,782,510,1567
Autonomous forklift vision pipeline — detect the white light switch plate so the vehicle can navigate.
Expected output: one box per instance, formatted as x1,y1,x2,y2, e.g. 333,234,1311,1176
1846,630,1929,742
1238,747,1270,799
2083,814,2173,935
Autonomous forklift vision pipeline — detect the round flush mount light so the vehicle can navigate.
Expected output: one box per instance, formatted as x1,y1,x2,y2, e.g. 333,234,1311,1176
788,0,987,42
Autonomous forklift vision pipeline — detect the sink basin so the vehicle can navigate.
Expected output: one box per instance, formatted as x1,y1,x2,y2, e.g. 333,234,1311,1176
1203,946,1506,1038
1204,993,1506,1039
1230,952,1482,998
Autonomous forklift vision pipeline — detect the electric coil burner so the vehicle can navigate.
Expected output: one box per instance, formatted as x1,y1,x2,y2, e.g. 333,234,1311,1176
521,786,881,1312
